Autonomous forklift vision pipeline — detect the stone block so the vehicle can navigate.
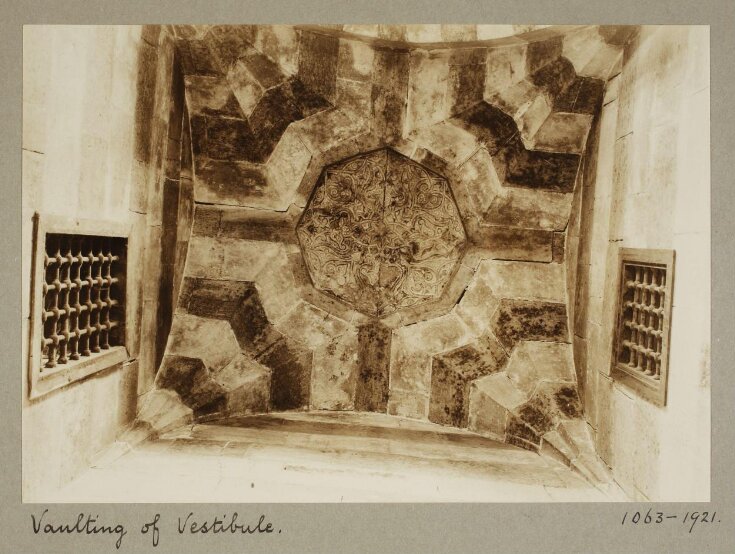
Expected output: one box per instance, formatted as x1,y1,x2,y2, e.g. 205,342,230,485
453,147,502,217
530,57,577,100
156,354,226,411
337,38,375,82
238,46,284,89
484,43,527,96
405,50,450,134
354,322,392,412
266,124,313,203
221,239,286,282
275,300,350,350
428,334,508,427
227,60,265,117
447,61,486,116
478,259,566,302
387,389,429,420
552,231,565,263
298,30,339,103
185,235,224,279
371,49,410,143
260,337,313,410
468,372,527,437
470,226,554,262
491,298,569,349
525,36,563,74
484,188,573,230
452,269,499,336
310,328,359,411
506,341,576,395
212,354,270,404
136,388,193,433
532,112,594,154
517,381,582,436
254,25,299,76
166,313,241,371
410,120,479,167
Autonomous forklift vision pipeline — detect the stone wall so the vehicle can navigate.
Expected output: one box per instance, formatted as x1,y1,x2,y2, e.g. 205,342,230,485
21,25,181,500
570,26,710,501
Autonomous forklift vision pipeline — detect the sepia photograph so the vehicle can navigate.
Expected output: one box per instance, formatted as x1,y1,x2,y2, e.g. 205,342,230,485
21,23,710,505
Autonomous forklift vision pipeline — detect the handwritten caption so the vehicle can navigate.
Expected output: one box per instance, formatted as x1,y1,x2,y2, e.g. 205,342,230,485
621,509,721,533
31,509,281,549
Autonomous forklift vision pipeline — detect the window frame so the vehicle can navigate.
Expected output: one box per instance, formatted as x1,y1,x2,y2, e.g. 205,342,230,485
27,212,131,399
610,247,676,407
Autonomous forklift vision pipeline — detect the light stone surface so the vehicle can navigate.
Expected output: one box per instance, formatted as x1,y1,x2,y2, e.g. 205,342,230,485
166,314,241,371
484,188,573,230
309,327,359,411
275,301,350,350
506,341,576,395
478,259,566,302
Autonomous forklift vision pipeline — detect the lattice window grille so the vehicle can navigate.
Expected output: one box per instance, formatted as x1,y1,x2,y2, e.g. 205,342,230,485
612,248,675,407
616,263,667,381
41,234,126,371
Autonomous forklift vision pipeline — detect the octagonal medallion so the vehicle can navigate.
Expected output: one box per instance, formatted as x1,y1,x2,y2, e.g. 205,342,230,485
297,148,467,317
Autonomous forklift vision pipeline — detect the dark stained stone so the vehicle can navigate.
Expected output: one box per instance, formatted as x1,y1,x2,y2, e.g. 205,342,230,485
194,395,228,419
428,334,508,428
448,62,485,115
449,47,487,66
471,226,554,262
354,322,392,412
218,208,299,243
259,338,313,410
204,116,262,161
133,42,159,162
240,46,285,89
525,36,563,74
189,115,207,157
554,78,583,112
228,288,283,355
530,57,577,99
517,401,554,435
491,298,569,349
552,231,565,263
452,103,519,156
503,144,580,193
141,25,162,46
200,93,243,118
194,159,268,198
555,385,583,418
371,48,409,143
191,204,222,237
514,382,582,438
177,39,222,76
156,355,227,411
288,77,333,117
298,31,340,103
573,77,605,115
207,25,253,69
226,376,270,414
506,416,541,451
178,278,255,320
249,82,306,158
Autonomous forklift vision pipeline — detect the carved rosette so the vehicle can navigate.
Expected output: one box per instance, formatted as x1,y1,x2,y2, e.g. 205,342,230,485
297,148,466,317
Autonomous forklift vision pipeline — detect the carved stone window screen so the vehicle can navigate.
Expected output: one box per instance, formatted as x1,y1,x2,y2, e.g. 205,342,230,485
611,248,675,407
28,213,130,399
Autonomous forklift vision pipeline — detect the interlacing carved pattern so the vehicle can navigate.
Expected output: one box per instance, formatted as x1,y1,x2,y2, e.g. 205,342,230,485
297,148,466,317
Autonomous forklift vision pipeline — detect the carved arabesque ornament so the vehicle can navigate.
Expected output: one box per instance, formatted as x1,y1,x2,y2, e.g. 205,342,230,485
297,148,466,317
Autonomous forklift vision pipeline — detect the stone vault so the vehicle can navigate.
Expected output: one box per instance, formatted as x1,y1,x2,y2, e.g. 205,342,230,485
135,24,636,469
